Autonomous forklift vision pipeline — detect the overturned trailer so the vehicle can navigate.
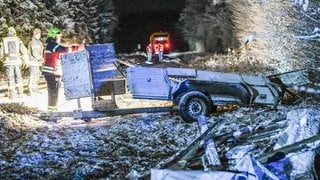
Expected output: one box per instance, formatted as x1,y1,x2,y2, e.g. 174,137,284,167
126,66,287,122
46,43,319,123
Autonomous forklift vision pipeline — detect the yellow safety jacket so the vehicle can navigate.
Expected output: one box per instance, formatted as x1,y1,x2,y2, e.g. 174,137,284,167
0,36,29,66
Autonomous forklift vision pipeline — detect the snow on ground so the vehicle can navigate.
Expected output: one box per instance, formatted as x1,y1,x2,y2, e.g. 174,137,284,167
0,88,93,112
0,52,319,178
0,87,319,178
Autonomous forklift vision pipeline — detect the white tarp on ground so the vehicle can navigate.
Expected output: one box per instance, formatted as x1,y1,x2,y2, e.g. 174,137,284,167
151,169,239,180
151,155,278,180
268,108,320,179
233,155,279,180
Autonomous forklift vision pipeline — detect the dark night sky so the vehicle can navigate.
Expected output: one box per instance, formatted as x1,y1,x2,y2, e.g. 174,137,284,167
114,0,186,15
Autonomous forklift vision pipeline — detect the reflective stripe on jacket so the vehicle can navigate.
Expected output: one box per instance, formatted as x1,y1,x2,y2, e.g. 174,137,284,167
43,37,79,76
154,44,159,54
159,44,164,52
146,45,152,53
1,36,28,65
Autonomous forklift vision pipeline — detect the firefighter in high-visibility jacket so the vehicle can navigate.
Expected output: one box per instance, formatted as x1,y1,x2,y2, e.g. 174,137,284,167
145,43,153,64
42,27,83,112
0,27,29,99
158,43,164,62
154,43,160,62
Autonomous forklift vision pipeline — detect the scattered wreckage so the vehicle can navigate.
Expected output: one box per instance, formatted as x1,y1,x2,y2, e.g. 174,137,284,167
41,43,320,124
150,109,320,179
37,43,320,178
1,43,317,178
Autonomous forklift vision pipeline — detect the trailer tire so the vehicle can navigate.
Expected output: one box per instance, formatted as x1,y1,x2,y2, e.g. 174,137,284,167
179,91,211,123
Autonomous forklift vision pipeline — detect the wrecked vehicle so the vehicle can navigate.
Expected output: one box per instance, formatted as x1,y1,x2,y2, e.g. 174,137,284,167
50,43,319,123
126,67,285,122
2,43,319,179
122,57,320,123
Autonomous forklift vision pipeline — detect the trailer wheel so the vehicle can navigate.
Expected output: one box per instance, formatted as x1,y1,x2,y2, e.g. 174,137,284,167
179,91,211,123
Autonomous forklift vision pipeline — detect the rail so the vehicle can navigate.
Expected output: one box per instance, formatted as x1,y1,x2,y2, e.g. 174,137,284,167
0,76,47,98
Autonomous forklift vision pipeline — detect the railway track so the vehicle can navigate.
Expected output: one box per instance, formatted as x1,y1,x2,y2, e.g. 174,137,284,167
0,77,47,98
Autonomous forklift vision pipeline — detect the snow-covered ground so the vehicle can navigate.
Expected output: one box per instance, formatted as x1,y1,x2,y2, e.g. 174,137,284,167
0,83,319,179
0,88,93,112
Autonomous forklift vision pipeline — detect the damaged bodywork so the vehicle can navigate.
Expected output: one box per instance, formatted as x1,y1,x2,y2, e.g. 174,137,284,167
46,43,320,123
126,67,284,122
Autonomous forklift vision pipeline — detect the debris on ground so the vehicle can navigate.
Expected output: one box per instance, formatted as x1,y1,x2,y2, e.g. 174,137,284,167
0,99,319,178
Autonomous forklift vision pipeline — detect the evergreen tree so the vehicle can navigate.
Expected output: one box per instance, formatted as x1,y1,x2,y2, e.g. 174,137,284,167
179,0,238,53
0,0,117,44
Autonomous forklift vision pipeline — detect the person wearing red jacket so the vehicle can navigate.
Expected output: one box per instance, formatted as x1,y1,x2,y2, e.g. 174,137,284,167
42,27,83,112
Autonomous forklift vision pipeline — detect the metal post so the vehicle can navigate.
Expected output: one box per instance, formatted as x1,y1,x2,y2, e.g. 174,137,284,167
77,98,81,109
73,98,83,119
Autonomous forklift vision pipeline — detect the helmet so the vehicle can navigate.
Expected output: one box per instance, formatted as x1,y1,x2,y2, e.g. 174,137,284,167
47,27,61,38
7,27,16,36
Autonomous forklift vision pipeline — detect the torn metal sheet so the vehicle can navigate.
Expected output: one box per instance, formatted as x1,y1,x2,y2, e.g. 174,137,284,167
225,145,255,159
268,68,320,93
268,69,311,87
197,115,222,170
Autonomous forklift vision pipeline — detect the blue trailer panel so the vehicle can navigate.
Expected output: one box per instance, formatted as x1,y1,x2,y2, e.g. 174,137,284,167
86,44,119,96
61,43,124,100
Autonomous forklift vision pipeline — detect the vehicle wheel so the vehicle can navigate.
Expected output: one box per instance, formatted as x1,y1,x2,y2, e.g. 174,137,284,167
179,91,211,123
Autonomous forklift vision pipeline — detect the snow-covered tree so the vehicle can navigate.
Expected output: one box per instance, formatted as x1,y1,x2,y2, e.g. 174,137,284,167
179,0,239,53
0,0,117,44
